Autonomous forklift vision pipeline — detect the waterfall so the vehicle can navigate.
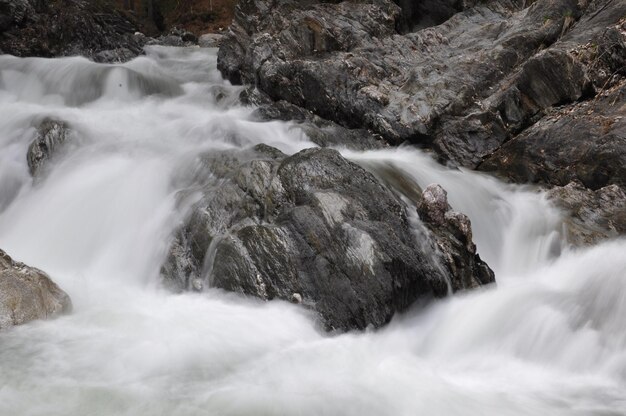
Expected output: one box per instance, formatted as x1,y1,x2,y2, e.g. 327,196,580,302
0,46,624,415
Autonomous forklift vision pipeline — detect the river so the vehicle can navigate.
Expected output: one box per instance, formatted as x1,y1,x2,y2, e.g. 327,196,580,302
0,46,624,415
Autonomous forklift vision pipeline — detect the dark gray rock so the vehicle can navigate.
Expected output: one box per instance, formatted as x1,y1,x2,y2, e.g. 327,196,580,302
0,249,72,330
146,27,198,48
0,0,34,30
242,87,387,150
162,145,494,331
0,0,144,61
417,184,495,290
93,47,138,64
557,4,626,90
394,0,476,32
485,49,593,135
218,0,625,166
479,79,626,190
199,33,225,48
547,181,626,246
26,118,70,177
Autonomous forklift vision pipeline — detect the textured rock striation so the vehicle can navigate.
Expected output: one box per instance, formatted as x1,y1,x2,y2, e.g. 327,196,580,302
0,249,72,330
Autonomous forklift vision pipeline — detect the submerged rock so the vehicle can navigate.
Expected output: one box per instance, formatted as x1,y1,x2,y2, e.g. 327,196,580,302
0,249,72,330
162,145,493,331
26,118,70,177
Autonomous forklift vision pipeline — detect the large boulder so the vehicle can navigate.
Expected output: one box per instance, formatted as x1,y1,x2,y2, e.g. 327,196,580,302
0,249,72,330
217,0,625,166
162,145,494,331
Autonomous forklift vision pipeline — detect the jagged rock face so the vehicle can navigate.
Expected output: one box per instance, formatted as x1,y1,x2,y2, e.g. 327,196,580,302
0,0,144,61
479,79,626,190
218,0,625,167
242,87,387,151
547,181,626,246
26,119,70,177
417,184,495,291
162,146,494,331
0,249,72,330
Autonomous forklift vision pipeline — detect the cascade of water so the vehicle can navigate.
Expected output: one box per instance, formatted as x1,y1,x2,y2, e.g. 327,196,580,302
343,148,564,278
0,46,624,416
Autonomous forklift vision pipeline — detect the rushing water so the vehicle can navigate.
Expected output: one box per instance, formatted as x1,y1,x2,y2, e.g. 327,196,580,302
0,47,625,416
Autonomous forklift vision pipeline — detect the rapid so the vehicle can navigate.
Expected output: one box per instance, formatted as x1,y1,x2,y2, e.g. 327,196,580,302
0,47,624,416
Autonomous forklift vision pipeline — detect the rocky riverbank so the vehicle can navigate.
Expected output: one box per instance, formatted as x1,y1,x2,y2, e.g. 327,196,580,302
217,0,625,246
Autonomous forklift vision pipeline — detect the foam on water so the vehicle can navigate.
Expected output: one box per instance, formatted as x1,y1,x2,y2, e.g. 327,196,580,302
0,46,624,416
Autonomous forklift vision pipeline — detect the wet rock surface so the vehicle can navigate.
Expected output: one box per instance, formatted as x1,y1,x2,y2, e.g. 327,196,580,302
2,0,622,331
218,0,625,167
0,0,145,61
547,181,626,246
198,33,226,48
480,79,626,190
242,87,387,150
146,27,199,47
417,184,495,290
162,146,493,330
26,119,70,177
217,0,626,248
0,249,72,330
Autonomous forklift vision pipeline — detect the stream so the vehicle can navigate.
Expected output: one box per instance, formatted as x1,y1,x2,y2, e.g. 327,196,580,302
0,46,625,416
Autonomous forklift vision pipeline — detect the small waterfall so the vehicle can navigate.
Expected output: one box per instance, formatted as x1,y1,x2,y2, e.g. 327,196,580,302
0,46,624,416
343,148,565,278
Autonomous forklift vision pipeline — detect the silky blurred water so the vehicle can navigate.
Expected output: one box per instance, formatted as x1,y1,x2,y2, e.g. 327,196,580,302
0,47,624,416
